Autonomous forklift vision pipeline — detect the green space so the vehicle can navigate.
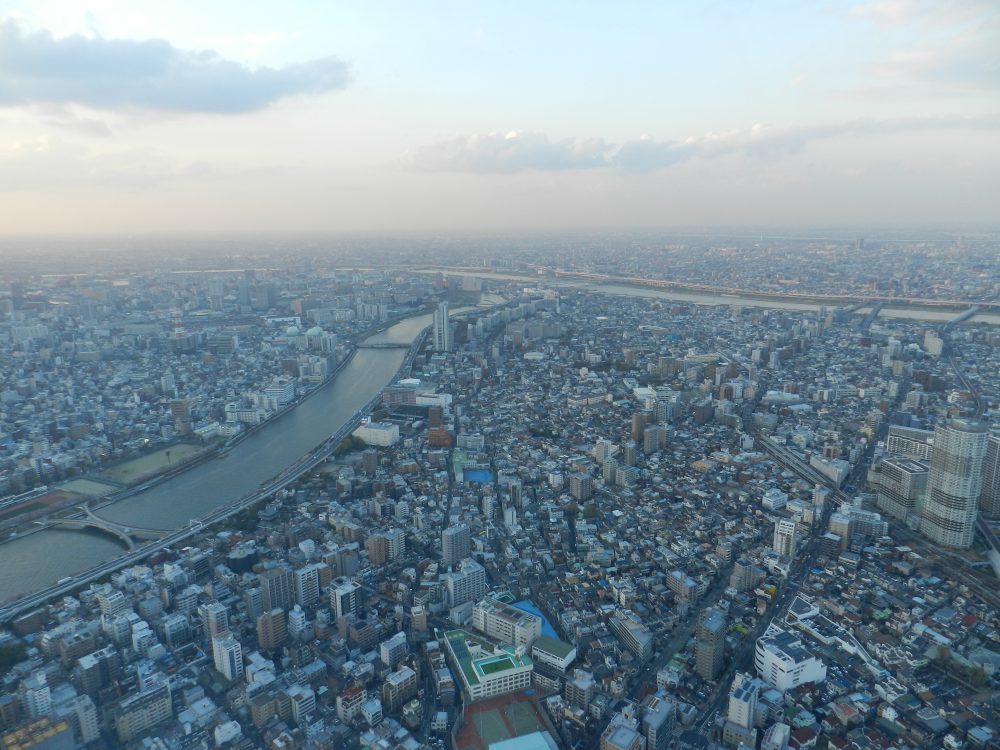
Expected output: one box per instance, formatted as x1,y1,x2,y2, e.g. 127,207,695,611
58,478,120,497
101,443,204,484
479,657,515,676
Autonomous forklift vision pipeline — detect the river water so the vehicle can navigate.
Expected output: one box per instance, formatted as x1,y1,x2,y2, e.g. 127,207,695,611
0,313,436,603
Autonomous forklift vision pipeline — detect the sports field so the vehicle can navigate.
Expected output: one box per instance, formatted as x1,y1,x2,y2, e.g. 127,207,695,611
100,444,204,484
454,693,549,750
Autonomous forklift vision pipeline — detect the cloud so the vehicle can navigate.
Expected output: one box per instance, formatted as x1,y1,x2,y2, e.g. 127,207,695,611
849,0,1000,94
406,131,613,173
0,18,350,114
410,115,1000,173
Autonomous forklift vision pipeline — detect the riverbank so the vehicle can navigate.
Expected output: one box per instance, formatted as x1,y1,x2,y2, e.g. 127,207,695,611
0,307,455,606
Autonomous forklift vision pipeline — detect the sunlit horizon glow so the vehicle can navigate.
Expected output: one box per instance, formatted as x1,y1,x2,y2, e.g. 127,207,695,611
0,0,998,236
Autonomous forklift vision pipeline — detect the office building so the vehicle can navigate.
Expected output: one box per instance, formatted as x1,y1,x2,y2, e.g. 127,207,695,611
695,608,726,680
433,301,452,352
212,634,244,681
876,457,928,523
921,419,989,548
754,625,826,692
441,524,471,567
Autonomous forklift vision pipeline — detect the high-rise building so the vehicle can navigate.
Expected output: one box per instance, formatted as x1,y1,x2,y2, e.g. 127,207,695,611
258,565,294,612
114,677,172,744
564,669,595,708
441,524,471,568
331,578,362,620
694,608,726,680
641,695,675,750
569,472,592,501
921,419,989,548
198,601,229,642
433,301,452,352
722,673,759,748
886,425,934,460
382,665,419,713
979,432,1000,519
21,672,51,719
772,520,797,557
380,631,408,669
294,563,322,608
367,529,405,565
256,608,288,651
73,694,100,744
212,634,244,681
876,457,929,523
441,559,487,609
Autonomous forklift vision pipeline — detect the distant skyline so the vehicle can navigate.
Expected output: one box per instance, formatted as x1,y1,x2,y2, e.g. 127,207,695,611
1,0,998,235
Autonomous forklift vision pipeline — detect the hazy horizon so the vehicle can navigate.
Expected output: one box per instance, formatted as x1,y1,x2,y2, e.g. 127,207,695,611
1,1,998,236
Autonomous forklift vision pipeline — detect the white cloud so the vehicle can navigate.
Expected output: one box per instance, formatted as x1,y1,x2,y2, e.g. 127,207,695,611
0,17,350,114
409,116,1000,174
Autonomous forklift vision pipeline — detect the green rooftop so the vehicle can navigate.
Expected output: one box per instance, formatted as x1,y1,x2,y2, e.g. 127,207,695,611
531,635,575,660
445,629,532,687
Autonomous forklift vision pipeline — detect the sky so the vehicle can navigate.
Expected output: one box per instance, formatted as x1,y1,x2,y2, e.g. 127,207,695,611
0,0,997,235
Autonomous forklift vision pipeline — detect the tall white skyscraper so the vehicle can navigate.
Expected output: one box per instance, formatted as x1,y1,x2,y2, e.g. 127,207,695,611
921,419,989,548
433,301,451,352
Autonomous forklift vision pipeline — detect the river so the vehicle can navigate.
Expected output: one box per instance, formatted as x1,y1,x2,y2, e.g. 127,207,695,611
0,312,440,603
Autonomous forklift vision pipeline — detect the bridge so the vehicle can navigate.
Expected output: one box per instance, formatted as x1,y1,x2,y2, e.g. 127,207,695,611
39,505,169,550
859,302,884,332
942,306,981,332
355,342,412,349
